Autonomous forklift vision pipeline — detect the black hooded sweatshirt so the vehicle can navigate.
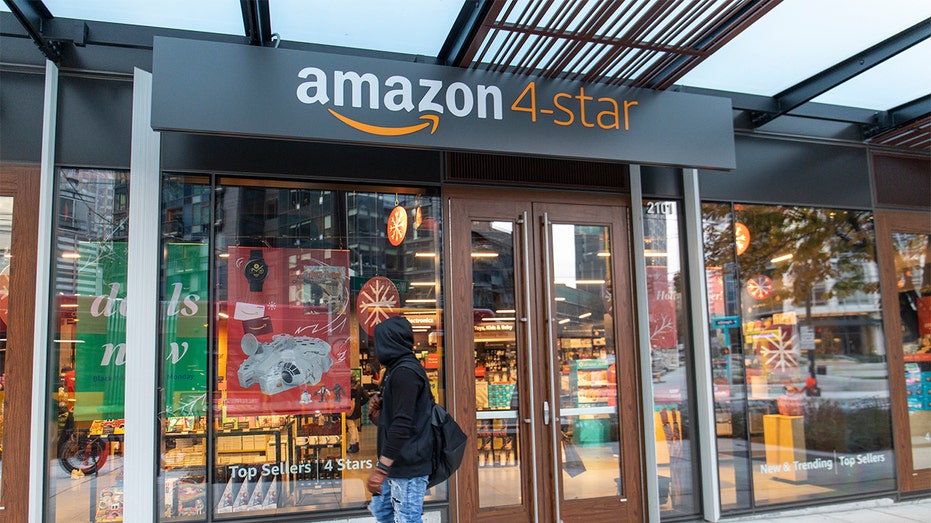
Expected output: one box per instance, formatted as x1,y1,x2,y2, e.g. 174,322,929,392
374,316,434,478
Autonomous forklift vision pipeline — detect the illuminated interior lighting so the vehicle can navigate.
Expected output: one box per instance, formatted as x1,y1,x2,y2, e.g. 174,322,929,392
572,279,606,285
482,317,515,322
644,251,668,257
61,251,81,259
554,297,566,302
578,312,592,319
403,310,437,315
410,281,436,287
496,309,516,314
218,253,230,258
558,318,571,325
597,252,610,257
405,299,437,304
471,252,499,258
60,303,79,308
771,253,793,263
415,252,437,258
217,312,230,319
54,339,85,343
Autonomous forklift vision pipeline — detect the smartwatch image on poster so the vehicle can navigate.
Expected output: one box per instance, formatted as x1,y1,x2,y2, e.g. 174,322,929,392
244,249,268,292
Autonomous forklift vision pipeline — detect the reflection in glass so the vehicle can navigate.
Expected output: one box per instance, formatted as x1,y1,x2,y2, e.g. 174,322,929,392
703,203,894,509
0,195,11,498
47,169,130,522
471,220,522,508
642,200,699,517
551,223,620,501
157,180,444,520
892,232,931,471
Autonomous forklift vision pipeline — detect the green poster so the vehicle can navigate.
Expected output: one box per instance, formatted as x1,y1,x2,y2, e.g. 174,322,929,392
74,242,128,421
162,243,208,417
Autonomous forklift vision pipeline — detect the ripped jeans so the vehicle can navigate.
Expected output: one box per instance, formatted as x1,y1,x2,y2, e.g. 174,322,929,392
368,475,429,523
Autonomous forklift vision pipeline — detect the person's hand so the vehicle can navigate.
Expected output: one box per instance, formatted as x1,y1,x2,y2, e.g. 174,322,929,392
368,393,382,425
366,466,388,494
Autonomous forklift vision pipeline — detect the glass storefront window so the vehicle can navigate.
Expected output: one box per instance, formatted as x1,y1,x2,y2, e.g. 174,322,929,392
703,203,894,510
642,200,699,517
891,232,931,472
47,168,130,522
157,177,444,520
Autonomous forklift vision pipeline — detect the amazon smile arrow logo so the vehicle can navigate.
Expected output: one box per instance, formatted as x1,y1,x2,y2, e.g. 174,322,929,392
327,109,439,136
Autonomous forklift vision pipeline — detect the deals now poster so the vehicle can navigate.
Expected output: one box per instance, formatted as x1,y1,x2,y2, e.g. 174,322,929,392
224,247,351,416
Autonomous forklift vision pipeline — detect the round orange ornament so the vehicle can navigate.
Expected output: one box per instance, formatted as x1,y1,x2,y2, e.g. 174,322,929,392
387,206,408,246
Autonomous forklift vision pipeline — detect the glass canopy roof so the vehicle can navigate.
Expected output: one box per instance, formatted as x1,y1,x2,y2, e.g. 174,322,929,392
3,0,928,146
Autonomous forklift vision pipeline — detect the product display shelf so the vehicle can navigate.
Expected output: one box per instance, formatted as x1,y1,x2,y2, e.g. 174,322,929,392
293,413,347,508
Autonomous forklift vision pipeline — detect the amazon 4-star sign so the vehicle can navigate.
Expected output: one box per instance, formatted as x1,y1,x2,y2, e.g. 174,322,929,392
152,37,735,170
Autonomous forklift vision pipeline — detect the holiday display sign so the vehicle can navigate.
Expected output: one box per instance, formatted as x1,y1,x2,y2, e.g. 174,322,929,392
224,247,351,416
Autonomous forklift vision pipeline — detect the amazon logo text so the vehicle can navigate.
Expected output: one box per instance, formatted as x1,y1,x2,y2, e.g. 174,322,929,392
296,67,503,136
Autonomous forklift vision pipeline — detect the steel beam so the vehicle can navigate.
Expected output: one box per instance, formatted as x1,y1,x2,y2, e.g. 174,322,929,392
864,95,931,138
240,0,272,47
752,18,931,128
3,0,60,62
439,0,493,66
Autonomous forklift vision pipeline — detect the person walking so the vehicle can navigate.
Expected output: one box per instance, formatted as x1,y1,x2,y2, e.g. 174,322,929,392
365,316,434,522
346,373,369,453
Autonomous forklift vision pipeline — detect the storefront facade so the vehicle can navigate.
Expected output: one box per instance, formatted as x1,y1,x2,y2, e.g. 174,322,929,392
0,13,928,523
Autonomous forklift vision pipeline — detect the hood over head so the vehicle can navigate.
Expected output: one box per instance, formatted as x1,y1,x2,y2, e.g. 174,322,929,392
374,316,414,367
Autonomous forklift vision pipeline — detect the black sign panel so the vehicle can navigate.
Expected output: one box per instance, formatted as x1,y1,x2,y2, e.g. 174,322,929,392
152,37,735,169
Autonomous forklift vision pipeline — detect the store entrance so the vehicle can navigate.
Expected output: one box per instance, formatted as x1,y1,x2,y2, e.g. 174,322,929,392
445,189,643,523
877,210,931,494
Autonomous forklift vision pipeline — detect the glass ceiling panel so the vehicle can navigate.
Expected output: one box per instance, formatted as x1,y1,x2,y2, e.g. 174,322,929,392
40,0,244,36
269,0,466,56
677,0,931,109
813,39,931,110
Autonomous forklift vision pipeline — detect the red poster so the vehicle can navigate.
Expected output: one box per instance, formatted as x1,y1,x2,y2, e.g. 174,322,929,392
225,247,351,416
918,296,931,337
705,267,725,317
647,266,677,349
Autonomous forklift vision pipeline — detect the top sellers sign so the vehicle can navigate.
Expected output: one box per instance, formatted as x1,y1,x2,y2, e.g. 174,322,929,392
152,37,735,170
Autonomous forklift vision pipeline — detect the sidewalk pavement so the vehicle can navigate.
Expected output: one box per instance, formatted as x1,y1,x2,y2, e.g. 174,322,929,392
719,496,931,522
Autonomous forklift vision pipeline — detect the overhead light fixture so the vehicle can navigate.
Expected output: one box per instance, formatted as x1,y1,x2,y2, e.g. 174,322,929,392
771,253,793,263
415,252,436,258
406,298,437,304
218,253,230,258
61,251,81,259
558,318,571,325
410,281,436,287
578,312,592,319
471,252,498,258
496,309,516,314
644,250,668,257
597,252,611,257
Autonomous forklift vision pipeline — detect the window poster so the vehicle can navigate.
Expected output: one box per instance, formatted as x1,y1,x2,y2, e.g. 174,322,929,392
74,242,128,421
224,247,351,416
162,243,209,418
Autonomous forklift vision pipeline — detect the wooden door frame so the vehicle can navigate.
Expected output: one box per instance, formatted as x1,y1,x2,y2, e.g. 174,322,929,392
444,187,644,522
876,208,931,493
0,164,40,523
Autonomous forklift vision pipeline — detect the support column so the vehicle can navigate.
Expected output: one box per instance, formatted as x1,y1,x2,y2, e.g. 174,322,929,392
682,168,721,522
28,59,58,523
124,68,161,523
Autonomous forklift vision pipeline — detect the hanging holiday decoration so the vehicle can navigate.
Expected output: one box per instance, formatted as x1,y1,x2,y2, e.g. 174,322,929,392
388,205,408,246
759,326,799,371
357,276,400,336
746,274,773,300
734,222,750,256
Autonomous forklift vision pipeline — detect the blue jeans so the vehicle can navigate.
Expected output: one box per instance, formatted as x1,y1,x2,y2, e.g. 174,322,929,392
368,475,429,523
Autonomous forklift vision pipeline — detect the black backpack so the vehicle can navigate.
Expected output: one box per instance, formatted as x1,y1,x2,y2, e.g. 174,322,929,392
427,401,468,488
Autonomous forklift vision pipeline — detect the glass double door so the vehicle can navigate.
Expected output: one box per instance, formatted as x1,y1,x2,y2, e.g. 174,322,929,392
446,190,642,522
